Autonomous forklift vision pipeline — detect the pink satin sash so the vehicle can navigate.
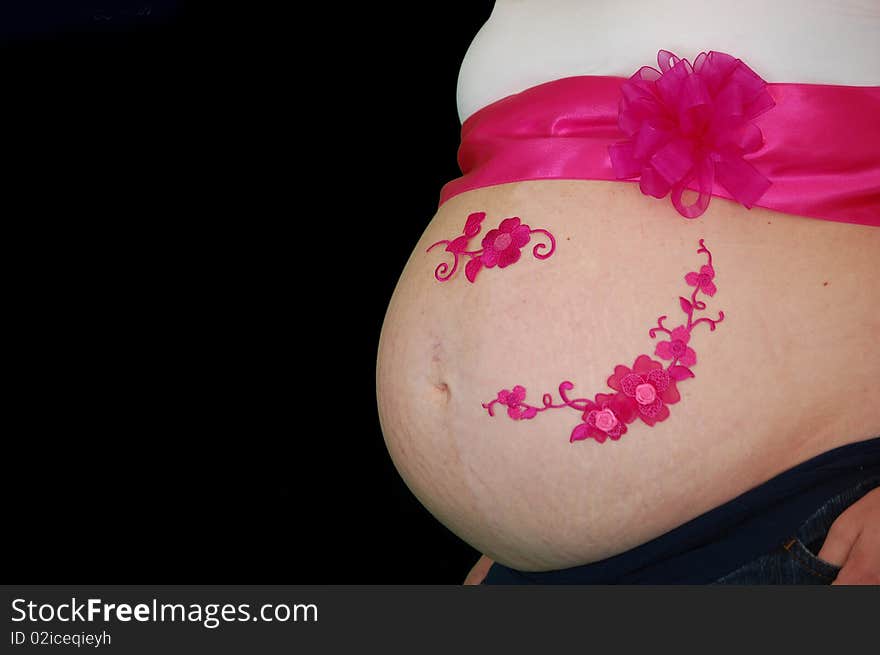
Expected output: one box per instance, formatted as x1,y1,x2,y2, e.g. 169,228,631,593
439,72,880,227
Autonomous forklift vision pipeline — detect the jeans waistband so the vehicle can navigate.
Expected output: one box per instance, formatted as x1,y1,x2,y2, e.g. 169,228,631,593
484,436,880,584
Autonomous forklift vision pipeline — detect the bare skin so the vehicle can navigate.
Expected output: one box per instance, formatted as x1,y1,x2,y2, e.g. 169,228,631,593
377,179,880,573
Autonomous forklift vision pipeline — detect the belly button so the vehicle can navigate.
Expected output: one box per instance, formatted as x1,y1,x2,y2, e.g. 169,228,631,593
432,381,451,402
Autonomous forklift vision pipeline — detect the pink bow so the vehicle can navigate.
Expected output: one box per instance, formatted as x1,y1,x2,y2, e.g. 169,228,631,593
608,49,776,218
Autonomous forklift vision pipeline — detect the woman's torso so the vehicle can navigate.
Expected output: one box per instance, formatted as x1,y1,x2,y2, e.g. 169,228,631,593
377,3,880,572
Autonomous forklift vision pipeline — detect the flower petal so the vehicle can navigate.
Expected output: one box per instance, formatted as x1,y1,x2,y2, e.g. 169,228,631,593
639,398,663,425
701,280,717,296
608,392,639,423
481,247,498,268
655,403,671,422
510,385,526,403
497,246,522,268
633,354,661,373
498,217,521,233
570,423,591,442
607,365,632,391
620,373,643,396
481,229,500,252
679,347,697,366
593,392,615,407
510,225,532,248
638,398,664,419
571,421,607,443
655,340,673,360
579,400,599,418
464,212,486,238
447,235,469,254
685,271,700,286
670,325,690,343
589,425,608,443
465,257,483,283
700,264,715,279
639,402,671,426
660,382,681,404
669,366,695,381
607,422,628,440
645,368,670,392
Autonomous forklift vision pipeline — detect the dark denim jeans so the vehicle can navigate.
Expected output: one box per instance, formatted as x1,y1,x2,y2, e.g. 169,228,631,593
711,475,880,584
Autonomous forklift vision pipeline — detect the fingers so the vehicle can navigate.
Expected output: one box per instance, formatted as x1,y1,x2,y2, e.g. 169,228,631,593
816,514,860,568
463,554,495,585
817,487,878,567
823,487,880,585
830,524,880,585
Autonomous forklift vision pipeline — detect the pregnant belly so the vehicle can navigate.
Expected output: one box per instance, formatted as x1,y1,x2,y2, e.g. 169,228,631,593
377,179,880,571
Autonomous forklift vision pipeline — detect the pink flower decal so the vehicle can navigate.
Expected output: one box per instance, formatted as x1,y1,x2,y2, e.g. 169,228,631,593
492,386,538,420
654,325,697,366
481,217,531,269
570,392,637,443
607,356,681,426
427,211,555,283
483,239,724,443
608,49,776,218
685,264,717,296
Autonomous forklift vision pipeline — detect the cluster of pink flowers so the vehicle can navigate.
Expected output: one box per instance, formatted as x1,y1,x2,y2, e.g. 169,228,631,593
483,239,724,443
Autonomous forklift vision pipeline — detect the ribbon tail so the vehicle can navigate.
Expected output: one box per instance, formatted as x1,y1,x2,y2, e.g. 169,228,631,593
670,157,715,219
640,166,672,199
714,154,772,208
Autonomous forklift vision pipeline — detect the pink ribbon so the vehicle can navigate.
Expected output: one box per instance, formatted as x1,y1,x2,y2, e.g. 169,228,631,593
608,50,776,218
439,54,880,227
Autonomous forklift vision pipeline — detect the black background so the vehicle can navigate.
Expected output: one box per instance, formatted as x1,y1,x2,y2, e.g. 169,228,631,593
3,2,497,582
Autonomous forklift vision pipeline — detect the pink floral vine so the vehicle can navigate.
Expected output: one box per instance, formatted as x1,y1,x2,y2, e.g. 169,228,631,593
482,239,724,443
427,211,556,283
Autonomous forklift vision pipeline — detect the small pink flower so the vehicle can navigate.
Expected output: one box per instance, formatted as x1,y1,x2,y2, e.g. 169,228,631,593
495,385,537,420
570,392,637,443
655,325,697,366
481,217,531,269
685,264,717,296
594,410,618,432
606,355,681,426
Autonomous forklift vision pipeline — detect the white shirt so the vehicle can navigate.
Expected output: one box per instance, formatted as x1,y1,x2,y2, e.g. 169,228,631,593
457,0,880,123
